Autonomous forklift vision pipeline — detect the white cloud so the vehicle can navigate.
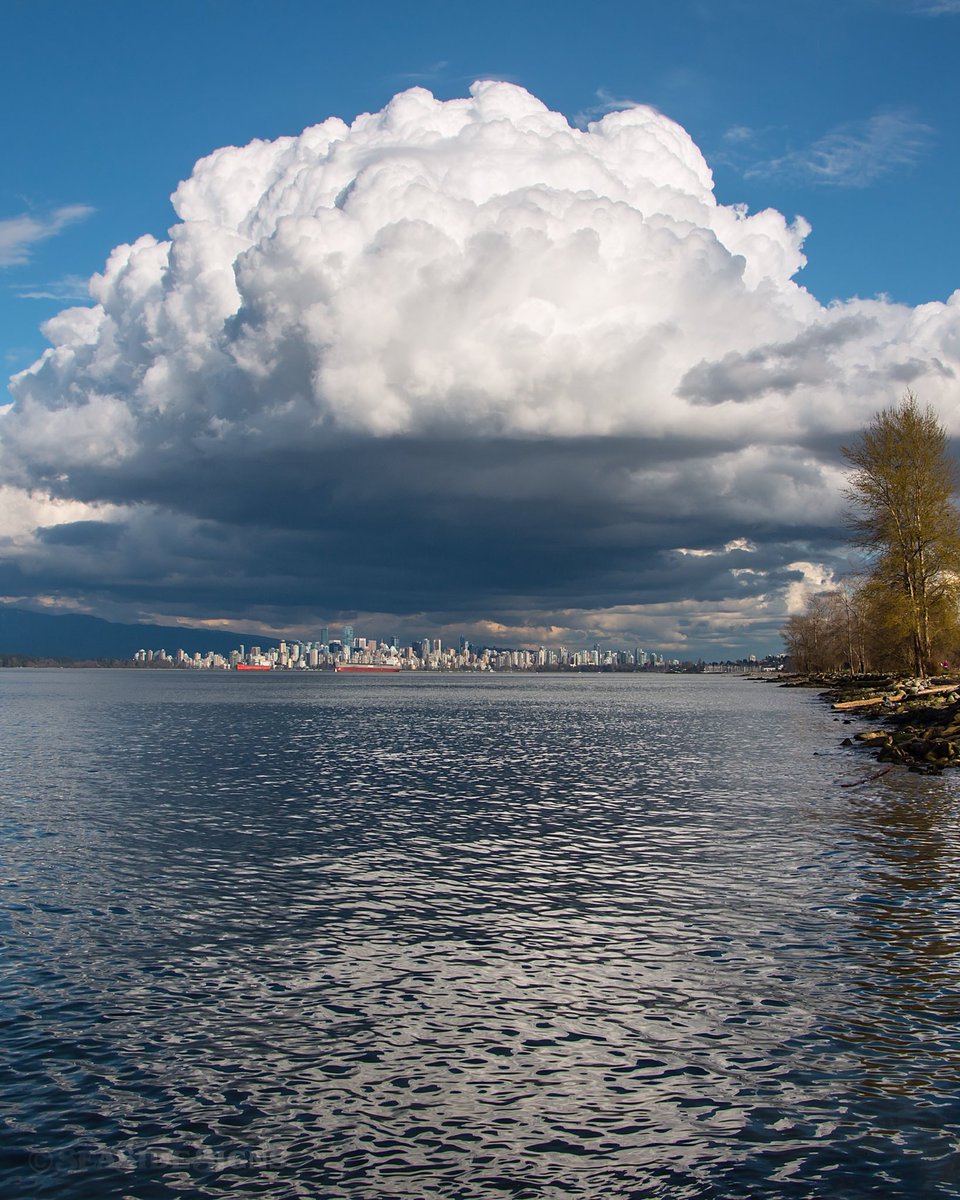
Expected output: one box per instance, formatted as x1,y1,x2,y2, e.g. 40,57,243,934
747,110,932,188
904,0,960,13
784,562,837,615
675,538,757,559
392,61,450,83
722,125,756,145
0,484,123,548
0,205,94,267
573,87,647,129
4,81,821,458
15,274,91,301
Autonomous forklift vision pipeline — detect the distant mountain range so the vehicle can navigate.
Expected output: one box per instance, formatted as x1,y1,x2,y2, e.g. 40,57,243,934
0,607,278,661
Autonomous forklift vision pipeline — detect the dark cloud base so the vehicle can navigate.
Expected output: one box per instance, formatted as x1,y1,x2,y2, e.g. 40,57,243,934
4,435,851,652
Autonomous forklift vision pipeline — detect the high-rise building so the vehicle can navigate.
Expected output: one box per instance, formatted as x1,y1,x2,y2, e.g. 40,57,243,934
342,625,354,650
320,627,329,649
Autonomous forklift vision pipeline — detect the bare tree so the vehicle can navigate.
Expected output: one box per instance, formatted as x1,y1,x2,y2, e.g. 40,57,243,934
830,581,869,675
842,392,960,677
782,590,848,674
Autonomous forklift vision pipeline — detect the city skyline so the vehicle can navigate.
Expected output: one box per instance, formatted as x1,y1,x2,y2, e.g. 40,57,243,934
132,627,775,673
2,1,959,659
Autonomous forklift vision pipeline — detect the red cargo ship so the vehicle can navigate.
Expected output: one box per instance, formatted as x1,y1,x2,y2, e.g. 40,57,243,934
235,663,272,671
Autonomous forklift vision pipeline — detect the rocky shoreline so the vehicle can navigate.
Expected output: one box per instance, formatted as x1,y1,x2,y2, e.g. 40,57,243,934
784,673,960,775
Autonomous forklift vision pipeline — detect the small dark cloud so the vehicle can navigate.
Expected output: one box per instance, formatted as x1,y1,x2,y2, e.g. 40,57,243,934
36,520,123,548
680,316,879,405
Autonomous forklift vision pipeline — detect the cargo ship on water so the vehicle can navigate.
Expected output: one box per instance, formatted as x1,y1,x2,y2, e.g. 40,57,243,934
235,663,272,671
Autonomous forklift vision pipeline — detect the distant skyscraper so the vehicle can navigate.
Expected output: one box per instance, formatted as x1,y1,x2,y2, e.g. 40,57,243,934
320,626,329,649
342,625,354,650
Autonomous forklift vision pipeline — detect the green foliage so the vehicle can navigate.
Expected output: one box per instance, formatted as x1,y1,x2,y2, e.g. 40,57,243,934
842,393,960,676
784,392,960,677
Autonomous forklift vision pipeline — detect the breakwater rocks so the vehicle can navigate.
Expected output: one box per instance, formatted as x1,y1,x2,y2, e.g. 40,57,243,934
816,674,960,774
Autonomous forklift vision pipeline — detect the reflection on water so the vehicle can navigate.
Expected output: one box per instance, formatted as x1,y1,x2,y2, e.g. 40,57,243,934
2,670,960,1198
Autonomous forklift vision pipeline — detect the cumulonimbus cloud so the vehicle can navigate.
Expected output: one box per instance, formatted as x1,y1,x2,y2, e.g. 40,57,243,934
1,81,958,648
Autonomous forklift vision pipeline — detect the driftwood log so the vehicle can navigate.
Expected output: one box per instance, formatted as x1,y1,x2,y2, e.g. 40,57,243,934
831,683,957,711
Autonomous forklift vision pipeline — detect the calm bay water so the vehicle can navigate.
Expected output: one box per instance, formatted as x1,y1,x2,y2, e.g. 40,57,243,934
1,669,960,1199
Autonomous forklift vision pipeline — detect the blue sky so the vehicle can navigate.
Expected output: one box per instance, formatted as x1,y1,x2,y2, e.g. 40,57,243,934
1,0,958,655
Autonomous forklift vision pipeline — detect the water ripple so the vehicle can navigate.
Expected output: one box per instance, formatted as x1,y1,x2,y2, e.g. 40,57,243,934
2,670,960,1197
